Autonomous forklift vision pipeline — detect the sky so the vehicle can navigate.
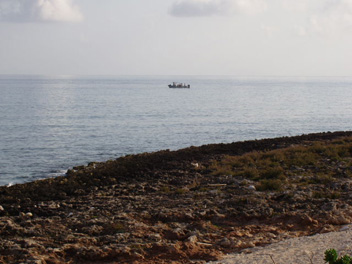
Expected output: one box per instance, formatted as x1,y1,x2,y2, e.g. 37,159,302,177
0,0,352,76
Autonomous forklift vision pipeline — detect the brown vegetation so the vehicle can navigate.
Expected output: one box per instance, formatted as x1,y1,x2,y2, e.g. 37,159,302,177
1,131,352,263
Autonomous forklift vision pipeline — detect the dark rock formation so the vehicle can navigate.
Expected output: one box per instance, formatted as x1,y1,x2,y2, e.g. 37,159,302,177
1,131,352,263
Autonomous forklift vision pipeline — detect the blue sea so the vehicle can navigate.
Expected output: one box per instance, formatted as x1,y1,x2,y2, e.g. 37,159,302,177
1,75,352,186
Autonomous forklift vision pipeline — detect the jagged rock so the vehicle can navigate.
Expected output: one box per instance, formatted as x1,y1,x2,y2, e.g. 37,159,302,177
187,235,198,244
241,241,256,248
321,202,337,211
25,257,45,264
26,212,33,218
164,228,186,240
1,132,352,263
148,233,162,241
327,215,350,225
248,185,256,191
218,238,231,247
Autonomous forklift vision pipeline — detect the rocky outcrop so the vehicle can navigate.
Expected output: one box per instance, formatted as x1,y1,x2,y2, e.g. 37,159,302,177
1,131,352,263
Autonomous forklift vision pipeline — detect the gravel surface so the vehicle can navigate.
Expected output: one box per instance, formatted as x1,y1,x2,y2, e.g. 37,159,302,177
208,226,352,264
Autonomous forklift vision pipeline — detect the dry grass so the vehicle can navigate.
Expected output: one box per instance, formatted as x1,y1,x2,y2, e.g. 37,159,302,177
208,137,352,192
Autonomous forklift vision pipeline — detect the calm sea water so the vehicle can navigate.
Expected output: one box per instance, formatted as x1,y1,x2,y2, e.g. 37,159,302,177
1,75,352,186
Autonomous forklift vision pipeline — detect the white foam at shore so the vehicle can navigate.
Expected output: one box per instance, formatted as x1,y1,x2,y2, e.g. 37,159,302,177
48,169,68,178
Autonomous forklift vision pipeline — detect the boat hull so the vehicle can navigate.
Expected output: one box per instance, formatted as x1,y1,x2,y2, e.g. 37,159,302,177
168,84,190,88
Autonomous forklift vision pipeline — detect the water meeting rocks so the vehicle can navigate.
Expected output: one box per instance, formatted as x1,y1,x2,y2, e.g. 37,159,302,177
1,131,352,263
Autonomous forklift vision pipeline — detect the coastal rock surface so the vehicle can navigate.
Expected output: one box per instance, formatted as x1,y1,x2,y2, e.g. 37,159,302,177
1,131,352,263
208,225,352,264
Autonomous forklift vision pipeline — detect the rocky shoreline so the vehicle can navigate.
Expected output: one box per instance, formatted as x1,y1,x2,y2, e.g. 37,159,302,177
2,131,352,263
208,226,352,264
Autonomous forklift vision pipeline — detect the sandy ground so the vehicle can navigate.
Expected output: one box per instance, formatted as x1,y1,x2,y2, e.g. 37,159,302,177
208,225,352,264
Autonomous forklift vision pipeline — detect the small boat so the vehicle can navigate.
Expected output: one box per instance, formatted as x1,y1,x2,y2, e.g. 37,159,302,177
168,82,190,88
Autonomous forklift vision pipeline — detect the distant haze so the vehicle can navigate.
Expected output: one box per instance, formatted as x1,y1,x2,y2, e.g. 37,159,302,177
0,0,352,76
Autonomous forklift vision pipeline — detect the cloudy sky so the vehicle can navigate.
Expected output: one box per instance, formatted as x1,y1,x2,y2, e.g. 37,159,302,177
0,0,352,76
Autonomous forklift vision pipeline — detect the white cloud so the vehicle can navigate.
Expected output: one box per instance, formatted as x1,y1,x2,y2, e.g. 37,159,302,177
261,24,276,36
286,0,352,36
169,0,267,17
282,0,309,12
293,25,308,37
311,0,352,34
0,0,83,23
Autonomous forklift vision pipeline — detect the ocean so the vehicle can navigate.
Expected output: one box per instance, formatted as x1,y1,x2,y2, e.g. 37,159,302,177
1,75,352,186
